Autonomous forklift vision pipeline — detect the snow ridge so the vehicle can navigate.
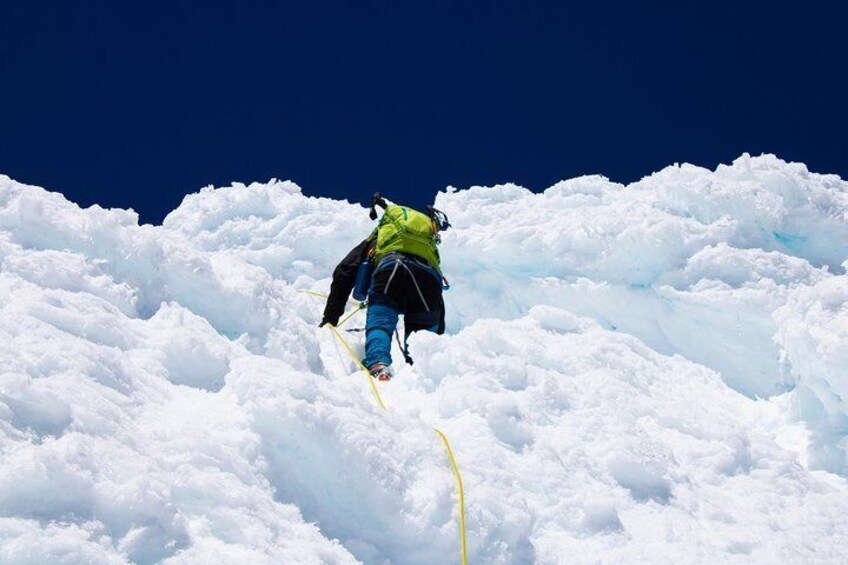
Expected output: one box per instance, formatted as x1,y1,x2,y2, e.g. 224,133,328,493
0,154,847,564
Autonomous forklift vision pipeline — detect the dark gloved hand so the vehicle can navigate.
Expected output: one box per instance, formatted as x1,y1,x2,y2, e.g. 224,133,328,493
319,318,336,328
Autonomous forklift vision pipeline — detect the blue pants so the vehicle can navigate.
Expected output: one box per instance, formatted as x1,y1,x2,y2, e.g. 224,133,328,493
360,254,444,368
361,303,440,368
362,303,399,368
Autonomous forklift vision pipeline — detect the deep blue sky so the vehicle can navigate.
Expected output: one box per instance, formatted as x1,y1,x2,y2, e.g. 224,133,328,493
1,1,846,224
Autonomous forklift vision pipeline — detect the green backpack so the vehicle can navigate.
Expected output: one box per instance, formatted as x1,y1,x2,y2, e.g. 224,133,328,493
372,204,441,269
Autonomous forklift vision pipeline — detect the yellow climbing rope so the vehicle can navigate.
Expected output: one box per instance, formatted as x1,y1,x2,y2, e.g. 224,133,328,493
328,324,387,411
337,301,366,327
330,325,468,563
298,289,332,300
297,289,360,307
302,290,468,563
435,428,469,565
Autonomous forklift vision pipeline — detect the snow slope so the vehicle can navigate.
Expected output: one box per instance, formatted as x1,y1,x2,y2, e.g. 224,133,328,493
0,154,847,564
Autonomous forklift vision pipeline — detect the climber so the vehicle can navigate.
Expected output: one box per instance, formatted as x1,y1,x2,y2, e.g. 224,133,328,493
321,193,449,381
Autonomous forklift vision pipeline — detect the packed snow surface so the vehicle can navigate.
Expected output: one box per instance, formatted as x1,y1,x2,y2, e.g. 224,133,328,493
1,154,847,564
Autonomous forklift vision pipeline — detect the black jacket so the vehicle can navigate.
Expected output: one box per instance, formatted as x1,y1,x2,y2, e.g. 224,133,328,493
322,237,446,334
321,237,374,326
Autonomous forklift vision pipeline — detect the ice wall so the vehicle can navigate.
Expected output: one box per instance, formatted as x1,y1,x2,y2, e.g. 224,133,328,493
0,154,847,563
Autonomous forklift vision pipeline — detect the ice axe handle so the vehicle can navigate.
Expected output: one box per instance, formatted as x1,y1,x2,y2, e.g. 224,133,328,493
369,192,387,220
